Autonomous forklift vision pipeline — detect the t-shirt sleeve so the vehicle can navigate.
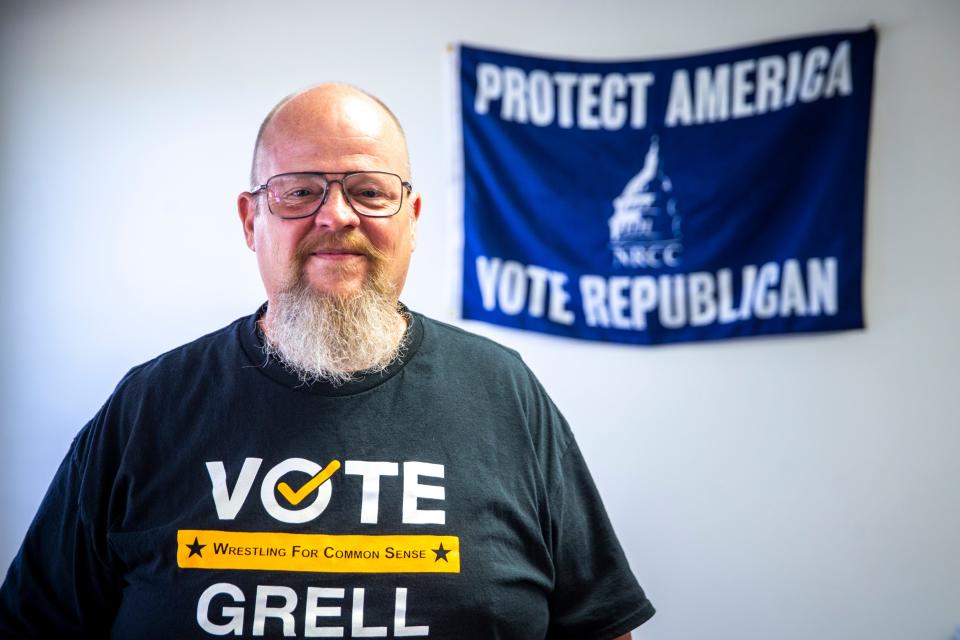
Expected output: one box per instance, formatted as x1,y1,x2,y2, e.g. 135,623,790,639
546,439,655,639
0,423,122,637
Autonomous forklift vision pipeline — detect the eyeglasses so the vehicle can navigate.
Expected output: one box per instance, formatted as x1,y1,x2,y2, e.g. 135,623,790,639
249,171,413,219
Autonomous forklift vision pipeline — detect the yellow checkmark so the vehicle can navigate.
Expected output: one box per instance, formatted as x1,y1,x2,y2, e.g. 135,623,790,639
276,460,342,506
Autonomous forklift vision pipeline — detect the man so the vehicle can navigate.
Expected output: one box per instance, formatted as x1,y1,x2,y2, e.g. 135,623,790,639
0,84,654,638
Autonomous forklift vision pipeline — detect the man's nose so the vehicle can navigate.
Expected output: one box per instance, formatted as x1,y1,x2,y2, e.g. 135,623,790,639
314,181,360,230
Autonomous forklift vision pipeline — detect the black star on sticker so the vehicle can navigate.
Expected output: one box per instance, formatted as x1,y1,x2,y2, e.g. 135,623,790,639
186,536,206,558
432,542,450,562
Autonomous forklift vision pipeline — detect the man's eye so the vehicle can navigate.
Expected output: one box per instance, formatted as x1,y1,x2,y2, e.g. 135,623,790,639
285,188,315,198
350,183,389,200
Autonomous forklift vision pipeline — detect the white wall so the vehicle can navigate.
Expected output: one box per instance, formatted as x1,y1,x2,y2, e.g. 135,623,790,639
1,1,958,638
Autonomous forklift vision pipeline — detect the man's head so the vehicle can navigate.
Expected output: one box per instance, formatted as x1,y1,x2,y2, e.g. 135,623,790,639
237,84,422,384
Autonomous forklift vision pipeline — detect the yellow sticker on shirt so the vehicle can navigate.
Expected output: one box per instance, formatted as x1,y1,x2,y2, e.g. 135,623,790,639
177,530,460,573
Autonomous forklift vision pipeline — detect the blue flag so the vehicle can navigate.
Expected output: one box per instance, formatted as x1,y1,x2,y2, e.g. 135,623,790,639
456,28,875,345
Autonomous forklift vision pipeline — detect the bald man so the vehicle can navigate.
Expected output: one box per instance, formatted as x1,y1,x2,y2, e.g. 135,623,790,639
0,85,654,639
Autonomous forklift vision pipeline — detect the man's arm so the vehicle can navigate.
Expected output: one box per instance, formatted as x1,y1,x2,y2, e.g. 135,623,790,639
523,368,654,637
0,433,120,636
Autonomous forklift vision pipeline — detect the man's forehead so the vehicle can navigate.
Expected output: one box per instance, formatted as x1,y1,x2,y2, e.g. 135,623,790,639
255,85,409,177
266,88,398,144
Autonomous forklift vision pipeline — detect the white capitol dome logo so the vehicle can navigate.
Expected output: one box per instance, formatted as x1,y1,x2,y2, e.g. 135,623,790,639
608,136,683,268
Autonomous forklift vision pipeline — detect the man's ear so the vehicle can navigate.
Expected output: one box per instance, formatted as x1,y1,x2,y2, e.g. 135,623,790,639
409,192,422,251
238,192,258,252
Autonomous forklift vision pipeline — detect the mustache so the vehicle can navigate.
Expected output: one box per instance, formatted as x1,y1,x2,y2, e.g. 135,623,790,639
295,231,386,263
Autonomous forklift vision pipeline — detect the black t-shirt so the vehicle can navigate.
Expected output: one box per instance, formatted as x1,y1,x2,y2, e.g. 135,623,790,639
0,307,654,639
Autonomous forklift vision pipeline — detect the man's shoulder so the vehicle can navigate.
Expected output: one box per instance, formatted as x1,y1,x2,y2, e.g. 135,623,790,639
410,311,553,395
414,312,525,366
70,312,256,458
411,312,573,459
114,312,254,395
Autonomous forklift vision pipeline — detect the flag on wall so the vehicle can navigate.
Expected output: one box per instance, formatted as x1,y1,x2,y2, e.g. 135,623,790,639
454,28,876,345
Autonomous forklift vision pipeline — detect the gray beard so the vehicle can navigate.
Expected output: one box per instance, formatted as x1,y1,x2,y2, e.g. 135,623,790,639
261,276,408,387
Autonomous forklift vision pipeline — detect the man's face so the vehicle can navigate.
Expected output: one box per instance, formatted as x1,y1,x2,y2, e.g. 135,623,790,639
239,89,421,306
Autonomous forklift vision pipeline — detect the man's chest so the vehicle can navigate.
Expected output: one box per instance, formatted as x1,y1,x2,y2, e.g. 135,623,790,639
106,405,556,639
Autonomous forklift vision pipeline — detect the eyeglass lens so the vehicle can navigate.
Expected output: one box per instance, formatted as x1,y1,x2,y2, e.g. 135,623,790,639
266,172,404,218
